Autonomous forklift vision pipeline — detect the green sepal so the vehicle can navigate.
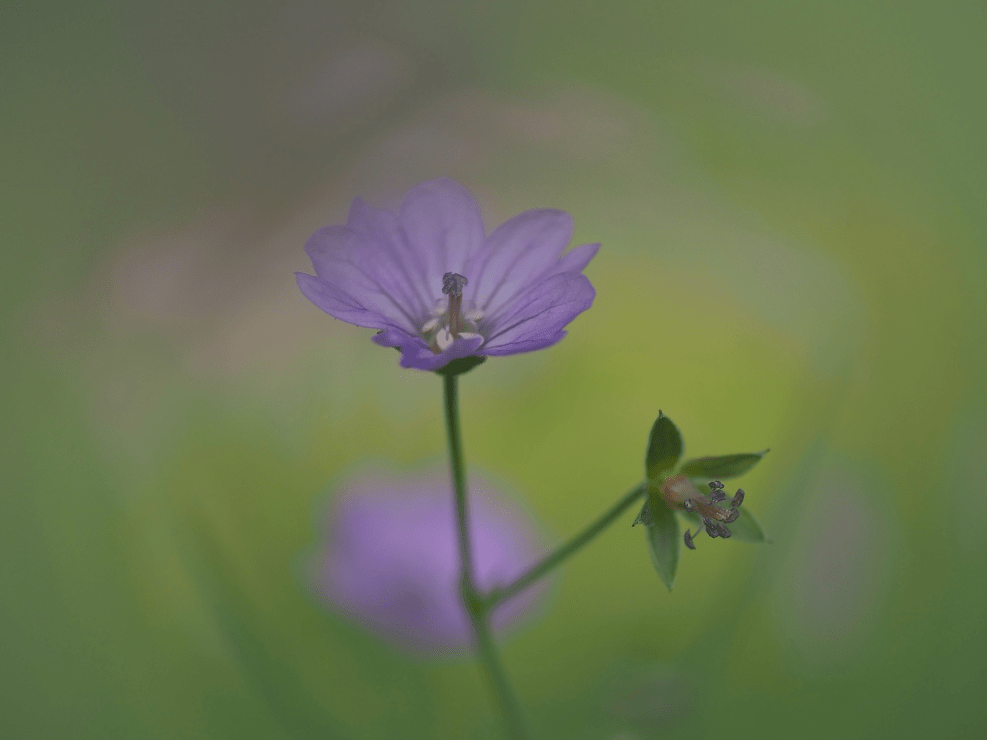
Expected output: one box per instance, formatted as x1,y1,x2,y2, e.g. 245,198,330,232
632,497,651,527
645,411,683,483
678,450,769,481
436,355,487,377
728,507,769,543
643,490,680,591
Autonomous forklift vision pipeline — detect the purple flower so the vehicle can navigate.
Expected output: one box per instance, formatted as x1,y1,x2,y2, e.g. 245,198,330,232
309,470,548,654
296,178,598,371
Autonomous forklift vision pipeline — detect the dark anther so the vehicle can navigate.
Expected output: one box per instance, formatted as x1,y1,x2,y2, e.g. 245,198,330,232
723,508,740,523
731,489,745,508
703,516,719,538
684,530,696,550
709,480,724,490
682,499,696,512
442,272,468,297
717,523,732,539
709,490,727,502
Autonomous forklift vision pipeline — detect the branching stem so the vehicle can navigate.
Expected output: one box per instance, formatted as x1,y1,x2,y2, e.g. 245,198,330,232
443,371,649,738
443,373,527,739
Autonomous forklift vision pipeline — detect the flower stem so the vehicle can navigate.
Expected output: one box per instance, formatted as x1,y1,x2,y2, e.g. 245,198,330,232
443,373,528,739
489,483,647,608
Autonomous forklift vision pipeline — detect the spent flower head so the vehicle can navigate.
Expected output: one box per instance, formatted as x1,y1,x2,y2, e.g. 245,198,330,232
636,411,769,589
296,178,598,371
308,469,547,654
659,475,744,549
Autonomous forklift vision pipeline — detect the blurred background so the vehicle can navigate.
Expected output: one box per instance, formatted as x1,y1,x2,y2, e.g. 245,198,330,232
2,1,985,737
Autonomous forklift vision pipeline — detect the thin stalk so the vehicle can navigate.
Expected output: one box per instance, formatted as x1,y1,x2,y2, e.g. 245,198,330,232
490,483,647,608
443,373,528,739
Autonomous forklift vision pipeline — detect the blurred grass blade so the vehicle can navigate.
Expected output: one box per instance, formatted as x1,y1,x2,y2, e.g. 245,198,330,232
645,411,683,482
183,514,338,737
678,450,769,480
644,492,680,591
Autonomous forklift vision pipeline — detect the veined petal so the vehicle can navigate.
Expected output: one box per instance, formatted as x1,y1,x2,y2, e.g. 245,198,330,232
372,327,485,371
483,272,595,352
466,208,574,317
296,272,402,330
304,225,420,334
482,330,568,357
552,242,599,276
400,179,485,299
348,198,433,318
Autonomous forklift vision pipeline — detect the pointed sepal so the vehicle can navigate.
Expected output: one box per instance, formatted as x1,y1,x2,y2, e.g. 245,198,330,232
678,450,768,481
643,489,680,591
645,411,683,483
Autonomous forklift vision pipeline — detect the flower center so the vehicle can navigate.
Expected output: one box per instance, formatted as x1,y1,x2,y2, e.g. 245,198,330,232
418,273,485,353
659,475,745,550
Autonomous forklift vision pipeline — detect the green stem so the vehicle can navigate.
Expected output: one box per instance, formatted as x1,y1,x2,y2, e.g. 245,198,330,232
489,483,646,608
443,373,528,739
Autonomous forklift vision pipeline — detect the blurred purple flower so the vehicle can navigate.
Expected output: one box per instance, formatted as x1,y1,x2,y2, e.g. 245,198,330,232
296,178,597,371
309,470,548,654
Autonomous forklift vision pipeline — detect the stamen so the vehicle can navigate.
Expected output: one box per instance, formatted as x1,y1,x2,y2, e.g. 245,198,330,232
661,473,753,552
442,272,468,337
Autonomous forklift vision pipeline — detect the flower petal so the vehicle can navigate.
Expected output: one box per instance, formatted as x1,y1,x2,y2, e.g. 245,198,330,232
552,242,599,276
466,209,573,317
372,327,485,371
304,225,421,333
399,178,485,299
296,272,401,330
482,272,595,353
481,330,568,357
347,198,433,318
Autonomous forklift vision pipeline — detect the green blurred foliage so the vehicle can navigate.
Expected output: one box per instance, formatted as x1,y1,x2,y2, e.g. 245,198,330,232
2,1,985,737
